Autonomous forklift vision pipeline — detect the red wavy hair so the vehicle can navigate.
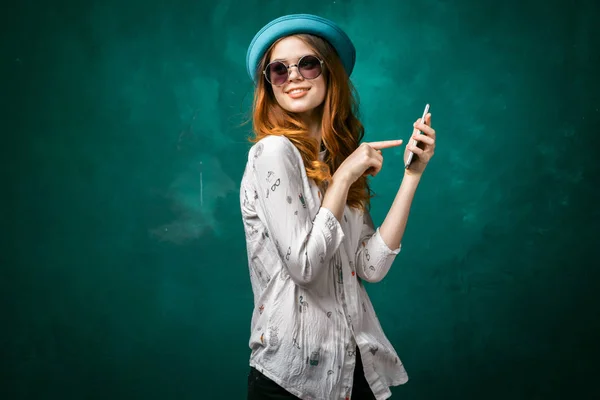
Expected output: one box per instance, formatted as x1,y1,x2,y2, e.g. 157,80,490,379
247,34,373,211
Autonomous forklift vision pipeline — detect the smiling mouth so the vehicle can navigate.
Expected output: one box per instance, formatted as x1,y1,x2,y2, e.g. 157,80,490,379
286,88,310,94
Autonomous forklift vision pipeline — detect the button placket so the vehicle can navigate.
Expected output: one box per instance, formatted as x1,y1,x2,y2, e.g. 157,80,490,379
342,258,360,334
339,336,356,399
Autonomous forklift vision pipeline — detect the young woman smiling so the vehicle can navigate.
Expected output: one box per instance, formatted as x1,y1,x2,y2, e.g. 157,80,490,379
240,14,436,400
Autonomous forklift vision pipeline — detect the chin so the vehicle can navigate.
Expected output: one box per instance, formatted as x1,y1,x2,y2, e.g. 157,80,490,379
285,103,316,114
275,90,326,117
282,97,324,115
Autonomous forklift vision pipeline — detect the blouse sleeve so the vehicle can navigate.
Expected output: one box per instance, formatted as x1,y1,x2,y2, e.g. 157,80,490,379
355,209,401,283
250,136,345,286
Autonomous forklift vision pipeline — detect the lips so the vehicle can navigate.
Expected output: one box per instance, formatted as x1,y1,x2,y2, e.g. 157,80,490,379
286,87,310,94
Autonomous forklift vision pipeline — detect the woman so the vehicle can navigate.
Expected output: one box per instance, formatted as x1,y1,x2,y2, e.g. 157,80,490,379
240,14,436,400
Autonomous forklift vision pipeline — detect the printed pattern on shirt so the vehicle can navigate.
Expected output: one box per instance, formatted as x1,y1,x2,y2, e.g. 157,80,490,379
240,135,407,400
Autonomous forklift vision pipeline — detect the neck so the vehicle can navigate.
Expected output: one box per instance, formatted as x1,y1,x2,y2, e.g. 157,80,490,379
307,118,322,145
299,109,323,148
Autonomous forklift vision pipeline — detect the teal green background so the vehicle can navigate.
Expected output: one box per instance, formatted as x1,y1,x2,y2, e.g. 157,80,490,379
3,0,599,399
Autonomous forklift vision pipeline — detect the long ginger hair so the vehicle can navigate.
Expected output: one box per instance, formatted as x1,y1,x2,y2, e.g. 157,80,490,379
248,34,373,211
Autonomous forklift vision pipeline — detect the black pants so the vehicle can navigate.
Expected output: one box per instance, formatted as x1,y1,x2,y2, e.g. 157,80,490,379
247,348,376,399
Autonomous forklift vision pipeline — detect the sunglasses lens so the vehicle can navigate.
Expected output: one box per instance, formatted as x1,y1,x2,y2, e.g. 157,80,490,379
267,62,288,86
264,56,323,85
299,56,322,79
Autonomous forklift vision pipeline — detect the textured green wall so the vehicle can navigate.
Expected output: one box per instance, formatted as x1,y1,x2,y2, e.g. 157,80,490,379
4,0,599,399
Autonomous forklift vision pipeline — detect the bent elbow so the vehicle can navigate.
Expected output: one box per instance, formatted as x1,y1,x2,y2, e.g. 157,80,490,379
289,274,316,288
362,272,385,283
286,257,321,287
359,264,391,283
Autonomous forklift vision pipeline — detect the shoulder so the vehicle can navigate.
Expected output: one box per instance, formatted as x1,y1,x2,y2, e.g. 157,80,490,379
249,135,295,157
248,135,300,166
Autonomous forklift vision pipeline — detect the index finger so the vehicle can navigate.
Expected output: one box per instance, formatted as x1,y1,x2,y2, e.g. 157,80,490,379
364,140,403,150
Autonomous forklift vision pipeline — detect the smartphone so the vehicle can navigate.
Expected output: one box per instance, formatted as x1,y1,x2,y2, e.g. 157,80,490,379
405,103,430,169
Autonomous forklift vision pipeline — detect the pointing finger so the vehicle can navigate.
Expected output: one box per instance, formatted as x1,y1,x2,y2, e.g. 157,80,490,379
365,140,403,150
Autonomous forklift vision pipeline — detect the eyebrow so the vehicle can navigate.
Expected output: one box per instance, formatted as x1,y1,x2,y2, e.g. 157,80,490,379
270,54,316,63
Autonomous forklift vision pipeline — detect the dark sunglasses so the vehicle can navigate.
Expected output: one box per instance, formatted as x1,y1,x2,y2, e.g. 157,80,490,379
263,55,324,86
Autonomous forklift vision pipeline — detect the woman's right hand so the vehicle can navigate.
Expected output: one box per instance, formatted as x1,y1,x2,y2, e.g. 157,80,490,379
333,140,404,185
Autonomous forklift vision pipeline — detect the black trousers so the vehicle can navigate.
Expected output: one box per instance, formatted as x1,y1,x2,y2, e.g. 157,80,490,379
247,348,376,400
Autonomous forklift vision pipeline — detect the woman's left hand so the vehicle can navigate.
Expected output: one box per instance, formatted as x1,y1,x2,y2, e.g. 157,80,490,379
404,113,436,176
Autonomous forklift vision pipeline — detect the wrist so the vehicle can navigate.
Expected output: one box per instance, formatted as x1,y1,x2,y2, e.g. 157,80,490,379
331,172,352,189
402,169,423,187
404,168,424,179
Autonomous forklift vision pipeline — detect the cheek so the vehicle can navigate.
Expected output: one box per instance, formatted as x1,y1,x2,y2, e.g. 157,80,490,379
272,88,287,104
315,82,327,103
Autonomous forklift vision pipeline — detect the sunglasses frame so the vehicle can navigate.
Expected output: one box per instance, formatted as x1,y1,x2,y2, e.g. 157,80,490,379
263,55,325,86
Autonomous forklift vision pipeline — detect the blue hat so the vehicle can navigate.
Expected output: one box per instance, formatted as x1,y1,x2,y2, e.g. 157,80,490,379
246,14,356,83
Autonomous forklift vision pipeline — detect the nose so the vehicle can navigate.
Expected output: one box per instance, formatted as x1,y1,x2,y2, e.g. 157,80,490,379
287,64,302,81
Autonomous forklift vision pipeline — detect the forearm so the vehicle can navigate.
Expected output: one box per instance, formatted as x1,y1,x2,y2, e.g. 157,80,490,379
321,175,351,222
379,172,422,250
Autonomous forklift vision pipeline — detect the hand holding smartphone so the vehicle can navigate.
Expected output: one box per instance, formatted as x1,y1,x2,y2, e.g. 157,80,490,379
405,103,430,169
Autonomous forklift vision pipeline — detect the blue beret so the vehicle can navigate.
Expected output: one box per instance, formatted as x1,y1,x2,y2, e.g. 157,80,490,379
246,14,356,83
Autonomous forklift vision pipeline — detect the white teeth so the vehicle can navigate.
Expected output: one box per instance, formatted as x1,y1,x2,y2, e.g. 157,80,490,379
289,88,309,94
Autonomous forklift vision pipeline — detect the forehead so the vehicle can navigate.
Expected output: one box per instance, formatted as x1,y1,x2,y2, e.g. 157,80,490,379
269,36,315,62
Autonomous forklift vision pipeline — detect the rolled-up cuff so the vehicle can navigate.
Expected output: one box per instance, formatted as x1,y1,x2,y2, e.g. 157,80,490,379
373,227,401,255
315,207,345,253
